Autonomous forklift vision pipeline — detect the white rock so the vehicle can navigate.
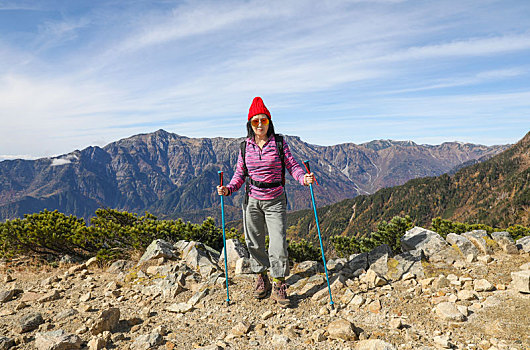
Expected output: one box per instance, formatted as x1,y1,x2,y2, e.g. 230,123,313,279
474,279,495,292
435,302,465,322
510,270,530,293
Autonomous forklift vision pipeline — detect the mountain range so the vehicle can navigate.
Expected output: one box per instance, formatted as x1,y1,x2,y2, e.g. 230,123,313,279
281,131,529,245
0,129,509,223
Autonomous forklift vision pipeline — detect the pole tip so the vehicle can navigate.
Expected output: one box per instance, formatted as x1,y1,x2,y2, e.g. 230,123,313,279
226,300,230,307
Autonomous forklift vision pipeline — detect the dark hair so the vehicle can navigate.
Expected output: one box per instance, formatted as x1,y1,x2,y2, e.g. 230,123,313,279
247,117,275,139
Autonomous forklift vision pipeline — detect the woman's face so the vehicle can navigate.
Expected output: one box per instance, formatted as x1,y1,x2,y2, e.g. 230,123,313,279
250,114,269,138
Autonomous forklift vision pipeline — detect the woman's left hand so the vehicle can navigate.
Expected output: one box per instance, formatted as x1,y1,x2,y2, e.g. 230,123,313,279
304,172,315,186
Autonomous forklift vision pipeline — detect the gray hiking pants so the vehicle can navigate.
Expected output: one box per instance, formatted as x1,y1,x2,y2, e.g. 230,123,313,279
243,192,289,278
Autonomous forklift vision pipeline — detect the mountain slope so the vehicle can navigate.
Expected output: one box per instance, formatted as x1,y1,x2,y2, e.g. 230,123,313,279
285,132,530,244
0,130,509,222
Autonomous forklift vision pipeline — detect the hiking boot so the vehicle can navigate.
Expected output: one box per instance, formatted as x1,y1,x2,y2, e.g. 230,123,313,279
254,273,271,299
271,280,290,307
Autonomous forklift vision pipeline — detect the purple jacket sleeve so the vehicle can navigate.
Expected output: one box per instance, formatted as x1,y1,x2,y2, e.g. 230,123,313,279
226,148,246,195
283,139,306,185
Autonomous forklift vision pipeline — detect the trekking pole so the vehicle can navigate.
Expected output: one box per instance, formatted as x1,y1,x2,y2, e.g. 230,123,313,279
218,171,230,306
303,161,334,309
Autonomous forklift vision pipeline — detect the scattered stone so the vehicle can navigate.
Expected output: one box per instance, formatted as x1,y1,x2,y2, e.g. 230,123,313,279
0,337,15,350
0,289,15,303
474,279,495,292
368,299,382,313
188,288,209,306
516,236,530,253
38,290,61,303
354,339,397,350
234,257,252,275
327,258,346,272
90,307,120,335
446,233,480,260
457,290,477,301
433,275,450,289
18,312,45,333
271,334,290,345
138,239,177,265
4,274,14,283
87,336,106,350
361,269,388,288
166,302,193,314
79,292,91,302
230,321,251,336
435,302,465,322
510,270,530,293
402,272,415,281
341,288,356,305
312,329,327,342
520,262,530,270
327,318,358,341
389,318,403,329
131,331,164,350
433,335,452,348
218,239,249,267
491,232,518,254
261,310,274,320
106,260,131,273
349,294,365,309
293,260,324,277
461,230,493,255
54,309,78,321
41,276,60,287
34,330,82,350
477,255,494,264
182,242,220,277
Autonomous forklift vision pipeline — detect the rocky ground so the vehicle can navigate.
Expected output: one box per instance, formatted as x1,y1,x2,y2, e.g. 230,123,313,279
0,228,529,350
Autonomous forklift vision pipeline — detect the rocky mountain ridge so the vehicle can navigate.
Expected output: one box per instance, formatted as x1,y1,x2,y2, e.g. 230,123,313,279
0,226,529,349
0,130,508,223
282,132,529,242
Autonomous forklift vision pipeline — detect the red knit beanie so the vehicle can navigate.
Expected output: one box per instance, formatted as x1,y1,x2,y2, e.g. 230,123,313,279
248,96,271,120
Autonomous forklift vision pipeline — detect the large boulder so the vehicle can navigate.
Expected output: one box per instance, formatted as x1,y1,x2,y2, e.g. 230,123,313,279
218,239,248,268
511,270,530,293
385,249,425,281
138,239,177,265
35,330,82,350
368,244,393,276
490,232,518,254
446,233,480,259
346,252,368,274
401,227,454,261
515,236,530,253
90,308,120,335
181,242,220,277
461,230,493,255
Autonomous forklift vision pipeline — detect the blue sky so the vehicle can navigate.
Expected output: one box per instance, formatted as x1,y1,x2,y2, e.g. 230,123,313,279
1,0,529,160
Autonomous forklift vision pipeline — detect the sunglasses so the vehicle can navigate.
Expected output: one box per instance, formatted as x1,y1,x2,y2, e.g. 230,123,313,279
250,117,269,127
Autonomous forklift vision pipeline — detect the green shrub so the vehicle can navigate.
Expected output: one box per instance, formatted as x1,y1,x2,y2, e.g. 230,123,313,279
287,239,320,262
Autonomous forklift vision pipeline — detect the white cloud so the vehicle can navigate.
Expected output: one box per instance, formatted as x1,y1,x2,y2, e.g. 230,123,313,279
0,0,529,156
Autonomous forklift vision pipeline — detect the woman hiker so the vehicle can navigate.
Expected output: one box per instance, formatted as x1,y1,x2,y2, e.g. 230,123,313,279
216,96,315,307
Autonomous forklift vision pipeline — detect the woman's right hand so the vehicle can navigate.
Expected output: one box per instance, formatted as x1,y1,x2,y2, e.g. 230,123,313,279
217,185,228,196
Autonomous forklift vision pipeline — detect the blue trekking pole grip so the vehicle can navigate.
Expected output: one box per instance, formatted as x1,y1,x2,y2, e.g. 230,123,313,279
218,171,230,306
303,161,334,309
